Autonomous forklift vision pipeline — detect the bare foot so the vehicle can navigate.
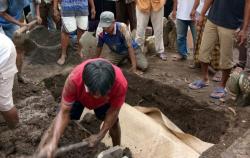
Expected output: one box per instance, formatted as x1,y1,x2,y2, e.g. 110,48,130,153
172,54,186,61
17,73,28,84
57,56,66,65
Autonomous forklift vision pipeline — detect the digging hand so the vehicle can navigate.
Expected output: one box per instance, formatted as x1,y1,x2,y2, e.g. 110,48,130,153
37,142,57,158
36,16,42,24
86,134,102,148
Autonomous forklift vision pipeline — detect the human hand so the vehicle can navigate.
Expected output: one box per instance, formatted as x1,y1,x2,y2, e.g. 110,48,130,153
37,16,42,24
197,14,204,27
190,9,196,21
171,11,176,20
37,142,57,158
91,8,96,20
236,29,247,46
86,134,102,147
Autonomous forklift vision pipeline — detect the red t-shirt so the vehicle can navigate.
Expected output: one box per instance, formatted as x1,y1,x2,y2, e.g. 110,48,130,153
61,58,128,110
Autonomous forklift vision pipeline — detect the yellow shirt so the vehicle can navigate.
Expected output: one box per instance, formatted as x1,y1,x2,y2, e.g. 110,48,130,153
136,0,166,13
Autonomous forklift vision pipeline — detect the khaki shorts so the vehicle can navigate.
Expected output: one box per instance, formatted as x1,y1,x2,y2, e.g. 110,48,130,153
61,16,88,33
0,47,18,112
198,20,235,70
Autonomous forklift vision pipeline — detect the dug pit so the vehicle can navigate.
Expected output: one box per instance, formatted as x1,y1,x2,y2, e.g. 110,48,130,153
43,71,232,154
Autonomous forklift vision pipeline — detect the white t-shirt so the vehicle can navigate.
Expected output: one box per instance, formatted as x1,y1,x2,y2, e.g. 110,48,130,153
196,0,209,15
0,33,13,71
176,0,195,20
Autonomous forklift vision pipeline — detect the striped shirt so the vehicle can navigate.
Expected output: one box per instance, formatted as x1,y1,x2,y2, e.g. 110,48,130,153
61,0,89,17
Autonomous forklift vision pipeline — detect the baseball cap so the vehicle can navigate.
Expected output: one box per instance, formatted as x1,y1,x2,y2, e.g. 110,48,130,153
98,11,115,28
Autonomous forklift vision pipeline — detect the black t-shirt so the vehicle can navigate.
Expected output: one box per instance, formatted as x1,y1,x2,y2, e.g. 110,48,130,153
208,0,245,29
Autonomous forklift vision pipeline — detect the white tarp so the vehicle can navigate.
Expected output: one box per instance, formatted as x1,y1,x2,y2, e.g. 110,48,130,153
107,104,214,158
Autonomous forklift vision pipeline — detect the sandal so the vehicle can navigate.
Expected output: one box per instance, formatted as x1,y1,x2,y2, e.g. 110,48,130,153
210,87,227,99
189,80,209,89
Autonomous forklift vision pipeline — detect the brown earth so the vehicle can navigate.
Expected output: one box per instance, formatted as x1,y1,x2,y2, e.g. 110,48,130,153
0,26,249,158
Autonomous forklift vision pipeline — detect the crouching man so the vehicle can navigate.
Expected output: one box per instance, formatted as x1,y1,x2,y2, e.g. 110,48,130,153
0,33,19,129
95,11,148,74
39,58,127,157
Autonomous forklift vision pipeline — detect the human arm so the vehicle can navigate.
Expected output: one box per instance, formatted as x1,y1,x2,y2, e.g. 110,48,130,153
197,0,214,26
128,47,138,73
87,106,120,147
53,0,60,22
0,12,27,27
190,0,200,20
38,102,71,158
237,0,250,46
88,0,96,19
34,1,42,24
171,0,177,20
38,76,78,157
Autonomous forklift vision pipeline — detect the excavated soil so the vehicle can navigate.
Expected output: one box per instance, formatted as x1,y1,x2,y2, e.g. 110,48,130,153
0,81,108,158
0,26,250,158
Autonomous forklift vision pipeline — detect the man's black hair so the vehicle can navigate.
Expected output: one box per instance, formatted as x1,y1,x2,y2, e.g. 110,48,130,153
82,60,115,96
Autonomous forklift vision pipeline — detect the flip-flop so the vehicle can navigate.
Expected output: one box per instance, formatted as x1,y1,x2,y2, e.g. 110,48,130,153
189,80,209,90
210,87,227,99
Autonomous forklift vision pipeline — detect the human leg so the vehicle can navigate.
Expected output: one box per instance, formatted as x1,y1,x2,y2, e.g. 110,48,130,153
176,19,189,58
135,7,150,52
151,7,165,56
127,2,137,31
0,74,18,129
58,17,77,65
76,16,88,58
134,48,148,71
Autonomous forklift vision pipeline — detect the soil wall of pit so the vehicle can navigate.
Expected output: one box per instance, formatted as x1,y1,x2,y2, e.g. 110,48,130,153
44,71,231,144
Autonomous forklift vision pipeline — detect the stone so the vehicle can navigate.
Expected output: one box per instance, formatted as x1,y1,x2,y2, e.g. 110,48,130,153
97,146,123,158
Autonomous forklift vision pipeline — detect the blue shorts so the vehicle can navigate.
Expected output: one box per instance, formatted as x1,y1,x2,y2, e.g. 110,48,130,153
70,102,110,121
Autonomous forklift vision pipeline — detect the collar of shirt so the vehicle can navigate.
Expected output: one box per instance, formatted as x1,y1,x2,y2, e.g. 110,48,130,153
104,23,117,35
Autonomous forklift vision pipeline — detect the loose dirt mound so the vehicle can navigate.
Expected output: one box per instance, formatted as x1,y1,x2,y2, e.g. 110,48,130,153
24,26,82,65
0,82,108,158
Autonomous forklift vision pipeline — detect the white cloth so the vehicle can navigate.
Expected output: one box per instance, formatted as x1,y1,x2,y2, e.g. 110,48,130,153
0,33,12,71
196,0,209,16
135,6,164,54
176,0,195,20
61,16,88,33
102,104,214,158
0,34,17,111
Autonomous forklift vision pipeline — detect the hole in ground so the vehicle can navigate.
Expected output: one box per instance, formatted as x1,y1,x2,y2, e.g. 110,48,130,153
44,71,230,144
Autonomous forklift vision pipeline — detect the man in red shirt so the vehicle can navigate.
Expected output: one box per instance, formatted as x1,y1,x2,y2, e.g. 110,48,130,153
39,58,127,157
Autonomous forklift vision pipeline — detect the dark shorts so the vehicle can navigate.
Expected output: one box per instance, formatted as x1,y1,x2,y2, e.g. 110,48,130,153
70,102,110,121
